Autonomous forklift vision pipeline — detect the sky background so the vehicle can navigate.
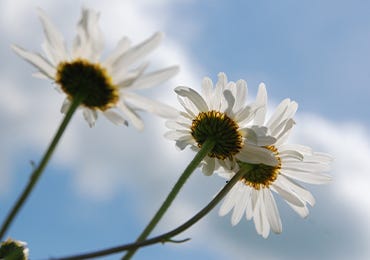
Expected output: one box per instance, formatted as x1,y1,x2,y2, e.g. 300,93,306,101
0,0,369,259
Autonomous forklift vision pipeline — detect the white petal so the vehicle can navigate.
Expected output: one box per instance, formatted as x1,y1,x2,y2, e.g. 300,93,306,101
233,79,247,112
117,102,144,130
274,131,292,147
286,101,298,119
280,169,332,184
223,89,236,116
279,149,304,161
282,161,331,173
60,98,71,114
219,184,239,216
242,128,258,144
271,118,295,139
218,158,238,173
37,8,68,64
201,77,214,105
216,73,227,94
235,106,254,124
165,119,190,130
253,192,271,238
287,202,310,218
32,72,49,79
175,87,209,112
102,36,131,69
263,189,282,234
237,145,278,166
72,8,104,61
266,98,290,130
82,108,97,127
210,72,226,110
253,83,267,125
278,175,315,206
305,152,333,163
126,66,179,90
103,110,128,126
217,168,234,180
111,32,162,69
245,194,254,220
201,157,215,176
176,137,195,150
231,185,249,226
253,193,263,235
250,189,259,211
279,143,313,155
123,91,179,118
88,10,104,59
114,62,149,87
177,96,197,118
272,181,305,207
164,130,189,140
12,45,56,79
243,126,276,146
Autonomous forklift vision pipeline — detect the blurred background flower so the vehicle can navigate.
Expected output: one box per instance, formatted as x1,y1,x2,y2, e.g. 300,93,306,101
0,0,369,259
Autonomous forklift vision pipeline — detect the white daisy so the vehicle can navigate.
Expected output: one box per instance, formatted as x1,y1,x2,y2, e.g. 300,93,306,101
219,84,332,238
12,7,179,129
165,72,278,176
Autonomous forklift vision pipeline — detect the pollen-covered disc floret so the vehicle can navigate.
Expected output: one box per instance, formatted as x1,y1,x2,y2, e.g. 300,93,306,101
191,111,243,159
12,7,179,128
56,59,119,110
165,72,278,176
219,84,332,238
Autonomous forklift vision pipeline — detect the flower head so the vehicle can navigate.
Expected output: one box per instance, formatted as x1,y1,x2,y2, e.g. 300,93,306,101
219,84,332,238
165,73,278,175
0,238,29,260
12,7,179,129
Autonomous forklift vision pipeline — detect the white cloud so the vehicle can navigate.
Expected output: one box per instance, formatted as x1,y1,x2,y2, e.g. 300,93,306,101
294,114,370,239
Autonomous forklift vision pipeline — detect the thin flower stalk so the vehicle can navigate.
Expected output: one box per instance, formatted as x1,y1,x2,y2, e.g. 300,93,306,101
52,163,254,260
0,94,84,240
122,139,215,260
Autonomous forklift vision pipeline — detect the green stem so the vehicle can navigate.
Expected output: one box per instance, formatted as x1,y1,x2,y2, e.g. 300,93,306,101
122,139,216,260
0,96,83,240
52,164,253,260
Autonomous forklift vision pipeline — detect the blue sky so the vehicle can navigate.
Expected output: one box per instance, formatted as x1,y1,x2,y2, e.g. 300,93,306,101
0,0,369,259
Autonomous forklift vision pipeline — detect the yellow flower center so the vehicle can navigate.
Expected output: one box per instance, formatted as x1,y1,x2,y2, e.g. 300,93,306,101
0,239,28,260
191,110,243,160
240,145,281,189
55,59,119,110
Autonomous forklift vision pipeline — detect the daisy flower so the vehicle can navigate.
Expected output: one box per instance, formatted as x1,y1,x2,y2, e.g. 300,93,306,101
165,72,279,176
12,7,179,129
0,238,29,260
218,84,332,238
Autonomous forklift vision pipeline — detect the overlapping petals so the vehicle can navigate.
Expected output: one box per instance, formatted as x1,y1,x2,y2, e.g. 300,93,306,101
219,84,332,238
165,73,278,175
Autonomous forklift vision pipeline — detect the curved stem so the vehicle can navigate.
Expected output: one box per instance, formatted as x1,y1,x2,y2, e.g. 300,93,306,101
122,139,215,260
0,96,83,240
52,164,253,260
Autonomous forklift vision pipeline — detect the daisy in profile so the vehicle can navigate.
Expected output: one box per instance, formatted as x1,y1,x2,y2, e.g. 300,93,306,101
12,7,178,129
218,84,332,238
0,238,29,260
165,72,278,176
